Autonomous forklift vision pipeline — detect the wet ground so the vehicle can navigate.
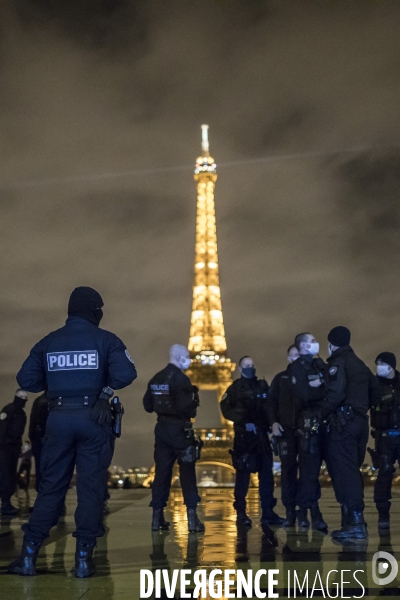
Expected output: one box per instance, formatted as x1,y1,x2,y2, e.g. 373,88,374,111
1,487,399,598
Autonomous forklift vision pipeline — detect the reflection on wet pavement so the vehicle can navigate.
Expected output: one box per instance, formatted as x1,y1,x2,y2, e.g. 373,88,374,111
1,487,400,598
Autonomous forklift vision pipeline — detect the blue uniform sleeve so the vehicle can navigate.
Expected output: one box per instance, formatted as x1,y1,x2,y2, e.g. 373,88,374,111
106,335,137,390
16,341,47,393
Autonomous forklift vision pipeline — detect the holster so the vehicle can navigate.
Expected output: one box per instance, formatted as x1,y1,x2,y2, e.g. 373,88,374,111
229,449,259,473
297,412,320,454
111,396,124,438
180,429,203,463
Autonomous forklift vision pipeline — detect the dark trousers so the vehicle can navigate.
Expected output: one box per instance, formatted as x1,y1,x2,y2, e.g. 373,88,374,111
151,422,200,510
0,443,20,502
279,430,299,510
327,415,368,512
31,440,43,493
296,426,328,509
374,434,400,512
23,409,114,545
233,453,276,514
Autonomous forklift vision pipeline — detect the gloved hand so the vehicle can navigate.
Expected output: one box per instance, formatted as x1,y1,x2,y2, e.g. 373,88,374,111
245,423,257,433
90,398,112,425
272,422,284,437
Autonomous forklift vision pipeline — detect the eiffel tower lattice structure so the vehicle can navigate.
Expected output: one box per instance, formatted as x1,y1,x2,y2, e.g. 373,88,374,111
186,125,236,485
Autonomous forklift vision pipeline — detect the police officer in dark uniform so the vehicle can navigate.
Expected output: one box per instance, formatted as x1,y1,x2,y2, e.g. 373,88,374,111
321,326,380,541
370,352,400,529
8,286,137,577
143,344,204,533
275,333,328,531
220,356,283,528
28,392,49,492
268,345,300,526
0,389,28,515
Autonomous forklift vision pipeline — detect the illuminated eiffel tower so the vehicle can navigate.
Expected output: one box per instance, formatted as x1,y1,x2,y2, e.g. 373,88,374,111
186,125,236,484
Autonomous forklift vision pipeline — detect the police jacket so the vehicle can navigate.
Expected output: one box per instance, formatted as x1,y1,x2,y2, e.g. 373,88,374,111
267,369,290,427
321,346,380,419
370,371,400,431
29,393,49,443
0,402,27,447
220,377,269,434
143,363,198,421
16,317,137,402
273,357,326,428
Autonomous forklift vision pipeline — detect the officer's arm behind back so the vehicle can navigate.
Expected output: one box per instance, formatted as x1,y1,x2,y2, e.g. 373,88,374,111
321,361,347,417
16,341,46,393
143,384,154,413
107,334,137,390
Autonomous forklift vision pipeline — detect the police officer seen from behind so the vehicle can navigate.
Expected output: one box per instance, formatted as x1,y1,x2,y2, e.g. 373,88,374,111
0,389,28,515
321,326,380,541
8,286,137,577
370,352,400,529
220,356,283,529
143,344,204,533
278,333,328,531
268,345,300,527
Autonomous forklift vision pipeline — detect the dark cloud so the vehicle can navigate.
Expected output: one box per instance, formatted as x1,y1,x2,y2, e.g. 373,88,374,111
0,0,400,466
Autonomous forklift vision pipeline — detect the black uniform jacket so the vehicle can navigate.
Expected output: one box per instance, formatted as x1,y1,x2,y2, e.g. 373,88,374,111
16,316,137,399
0,402,27,447
321,346,380,419
371,371,400,431
270,357,325,429
143,363,198,421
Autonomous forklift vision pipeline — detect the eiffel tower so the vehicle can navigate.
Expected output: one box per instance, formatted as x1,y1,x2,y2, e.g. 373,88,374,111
186,125,236,485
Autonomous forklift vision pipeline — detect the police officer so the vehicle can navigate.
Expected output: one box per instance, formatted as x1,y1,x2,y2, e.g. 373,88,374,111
28,392,48,492
143,344,204,533
0,389,28,515
321,326,380,541
8,286,137,577
268,345,300,527
370,352,400,529
276,333,328,531
220,356,283,529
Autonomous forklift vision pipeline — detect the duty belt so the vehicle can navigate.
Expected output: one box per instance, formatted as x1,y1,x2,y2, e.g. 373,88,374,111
48,395,99,411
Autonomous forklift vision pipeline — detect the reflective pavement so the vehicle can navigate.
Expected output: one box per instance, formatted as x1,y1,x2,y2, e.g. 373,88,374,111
1,487,400,598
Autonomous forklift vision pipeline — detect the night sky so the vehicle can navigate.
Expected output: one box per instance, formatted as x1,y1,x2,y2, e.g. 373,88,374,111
1,1,400,466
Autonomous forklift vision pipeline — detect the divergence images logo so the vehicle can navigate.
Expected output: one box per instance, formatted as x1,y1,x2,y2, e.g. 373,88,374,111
372,551,398,586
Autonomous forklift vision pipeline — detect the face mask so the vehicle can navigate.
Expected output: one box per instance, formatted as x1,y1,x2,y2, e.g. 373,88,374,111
377,364,392,378
327,344,333,357
242,366,256,379
306,342,319,356
180,357,191,370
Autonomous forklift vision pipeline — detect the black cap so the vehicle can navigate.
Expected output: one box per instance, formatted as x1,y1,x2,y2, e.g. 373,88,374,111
375,352,397,371
328,326,351,347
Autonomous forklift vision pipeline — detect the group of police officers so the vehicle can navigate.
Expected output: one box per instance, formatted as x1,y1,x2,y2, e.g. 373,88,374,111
2,288,400,578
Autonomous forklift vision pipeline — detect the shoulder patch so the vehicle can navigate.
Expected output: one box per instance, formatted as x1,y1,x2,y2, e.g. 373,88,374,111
329,366,338,376
292,376,297,385
0,412,7,420
125,349,134,364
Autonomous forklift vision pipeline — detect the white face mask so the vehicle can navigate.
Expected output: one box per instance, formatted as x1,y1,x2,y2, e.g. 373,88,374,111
180,357,192,370
377,364,392,378
306,342,319,356
328,343,333,357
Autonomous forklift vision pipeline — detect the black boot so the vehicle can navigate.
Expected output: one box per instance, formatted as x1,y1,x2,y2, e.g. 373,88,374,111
378,508,390,530
236,510,252,527
8,540,41,576
75,542,96,578
152,508,170,531
331,510,368,540
297,508,310,528
283,507,296,527
1,499,19,516
187,508,205,533
261,509,284,526
310,504,328,532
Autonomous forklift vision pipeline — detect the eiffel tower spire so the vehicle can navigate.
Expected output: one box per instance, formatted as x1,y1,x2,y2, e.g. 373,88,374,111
187,125,235,404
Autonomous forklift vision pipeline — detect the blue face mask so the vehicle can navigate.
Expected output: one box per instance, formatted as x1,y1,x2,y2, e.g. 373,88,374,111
242,367,256,379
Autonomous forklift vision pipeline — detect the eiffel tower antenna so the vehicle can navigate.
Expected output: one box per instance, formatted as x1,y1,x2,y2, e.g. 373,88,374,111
187,126,235,416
